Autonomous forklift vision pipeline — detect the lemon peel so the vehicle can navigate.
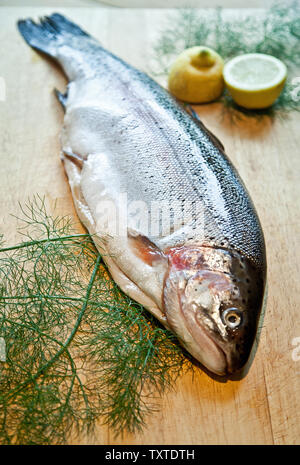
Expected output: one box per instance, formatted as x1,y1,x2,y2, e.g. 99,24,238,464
168,46,224,104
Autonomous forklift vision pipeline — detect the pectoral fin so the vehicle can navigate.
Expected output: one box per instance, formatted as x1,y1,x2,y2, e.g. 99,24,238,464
128,231,167,267
61,149,85,169
54,88,68,111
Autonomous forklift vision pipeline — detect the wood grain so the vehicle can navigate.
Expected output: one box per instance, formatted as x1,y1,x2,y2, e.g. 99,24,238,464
0,7,299,445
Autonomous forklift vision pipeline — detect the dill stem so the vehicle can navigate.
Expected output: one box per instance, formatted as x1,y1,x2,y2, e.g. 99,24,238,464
0,295,120,313
2,316,89,410
63,254,102,346
3,254,102,403
0,234,90,253
0,295,85,302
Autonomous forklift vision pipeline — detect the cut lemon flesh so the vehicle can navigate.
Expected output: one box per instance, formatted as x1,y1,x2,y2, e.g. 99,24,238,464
223,53,287,109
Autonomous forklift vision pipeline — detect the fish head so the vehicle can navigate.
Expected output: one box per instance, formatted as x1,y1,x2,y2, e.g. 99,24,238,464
164,246,266,376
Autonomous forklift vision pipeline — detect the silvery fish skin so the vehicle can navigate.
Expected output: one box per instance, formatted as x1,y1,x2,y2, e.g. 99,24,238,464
18,14,266,376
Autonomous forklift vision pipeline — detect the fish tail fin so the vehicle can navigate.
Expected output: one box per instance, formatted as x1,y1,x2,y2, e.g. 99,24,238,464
17,14,92,77
17,18,58,58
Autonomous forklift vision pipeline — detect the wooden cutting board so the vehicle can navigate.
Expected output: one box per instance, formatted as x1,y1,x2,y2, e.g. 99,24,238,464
0,7,299,445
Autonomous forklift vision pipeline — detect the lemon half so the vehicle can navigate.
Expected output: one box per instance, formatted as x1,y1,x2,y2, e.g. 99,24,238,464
223,53,287,109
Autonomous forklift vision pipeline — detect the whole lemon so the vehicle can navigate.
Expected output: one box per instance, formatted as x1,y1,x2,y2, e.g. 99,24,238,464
168,46,224,103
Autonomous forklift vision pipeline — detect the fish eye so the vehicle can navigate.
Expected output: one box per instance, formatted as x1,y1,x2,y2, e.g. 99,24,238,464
221,307,243,329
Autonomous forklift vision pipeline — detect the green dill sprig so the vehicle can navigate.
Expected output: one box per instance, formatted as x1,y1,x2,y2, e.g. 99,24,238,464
0,196,191,445
152,1,300,118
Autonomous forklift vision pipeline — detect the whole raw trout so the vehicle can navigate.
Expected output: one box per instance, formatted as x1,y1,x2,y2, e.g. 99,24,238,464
18,14,266,376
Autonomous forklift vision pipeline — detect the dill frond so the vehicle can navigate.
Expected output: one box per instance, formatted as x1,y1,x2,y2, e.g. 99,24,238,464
0,196,191,444
152,1,300,119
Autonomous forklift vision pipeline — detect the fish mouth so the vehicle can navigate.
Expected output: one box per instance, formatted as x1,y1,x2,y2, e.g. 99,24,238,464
192,319,249,376
190,318,228,376
179,306,228,376
163,264,235,376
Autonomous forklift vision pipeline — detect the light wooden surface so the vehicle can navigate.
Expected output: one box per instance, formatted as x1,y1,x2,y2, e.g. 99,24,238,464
0,7,299,445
